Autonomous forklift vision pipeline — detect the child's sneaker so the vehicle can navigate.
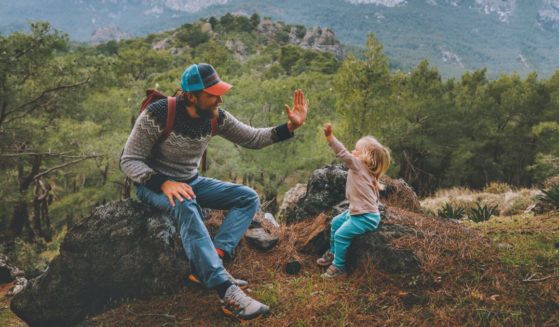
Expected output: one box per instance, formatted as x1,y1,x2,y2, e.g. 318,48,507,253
316,250,334,267
321,265,345,279
220,284,270,321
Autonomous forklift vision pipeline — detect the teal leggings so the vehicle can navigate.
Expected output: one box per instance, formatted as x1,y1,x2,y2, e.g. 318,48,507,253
330,210,381,270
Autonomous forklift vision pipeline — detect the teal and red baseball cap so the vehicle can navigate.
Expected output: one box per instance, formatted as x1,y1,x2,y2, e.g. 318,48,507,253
180,63,232,96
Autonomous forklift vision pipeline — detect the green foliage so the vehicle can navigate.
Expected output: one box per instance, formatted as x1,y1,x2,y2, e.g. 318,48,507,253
437,203,465,219
176,24,210,48
2,17,559,268
6,239,49,278
468,203,498,223
216,13,256,33
537,186,559,208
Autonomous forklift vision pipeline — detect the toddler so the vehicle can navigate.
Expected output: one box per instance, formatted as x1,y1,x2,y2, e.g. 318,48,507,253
317,123,391,278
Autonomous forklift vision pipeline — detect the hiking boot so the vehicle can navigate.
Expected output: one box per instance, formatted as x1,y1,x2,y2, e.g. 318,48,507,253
185,269,248,289
321,265,345,279
316,250,334,267
220,284,270,321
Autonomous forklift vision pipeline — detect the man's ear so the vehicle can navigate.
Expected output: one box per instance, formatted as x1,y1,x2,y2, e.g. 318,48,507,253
185,92,197,104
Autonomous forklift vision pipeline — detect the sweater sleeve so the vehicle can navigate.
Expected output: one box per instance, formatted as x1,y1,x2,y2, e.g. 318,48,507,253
217,109,293,149
120,107,168,190
328,136,361,170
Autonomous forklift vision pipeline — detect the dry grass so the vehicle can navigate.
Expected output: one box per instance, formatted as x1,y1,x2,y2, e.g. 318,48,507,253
85,209,559,326
422,187,541,218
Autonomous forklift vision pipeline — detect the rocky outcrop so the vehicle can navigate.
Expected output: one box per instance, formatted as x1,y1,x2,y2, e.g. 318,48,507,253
294,206,421,274
90,26,131,44
279,164,421,224
11,200,189,327
257,19,344,60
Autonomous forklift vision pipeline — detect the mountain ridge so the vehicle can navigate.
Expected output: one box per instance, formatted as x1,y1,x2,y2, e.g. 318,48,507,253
2,0,558,78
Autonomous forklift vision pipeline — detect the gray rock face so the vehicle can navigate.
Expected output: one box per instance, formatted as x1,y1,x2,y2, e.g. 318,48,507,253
245,228,279,251
11,200,189,327
280,165,421,224
346,223,421,274
295,208,421,274
282,165,348,224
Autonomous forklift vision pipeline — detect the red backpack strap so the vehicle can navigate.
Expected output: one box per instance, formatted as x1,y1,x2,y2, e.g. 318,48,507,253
140,89,166,113
160,96,176,141
210,117,218,136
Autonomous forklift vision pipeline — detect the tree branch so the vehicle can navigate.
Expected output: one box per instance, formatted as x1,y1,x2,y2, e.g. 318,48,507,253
0,151,72,157
33,154,101,180
2,78,90,124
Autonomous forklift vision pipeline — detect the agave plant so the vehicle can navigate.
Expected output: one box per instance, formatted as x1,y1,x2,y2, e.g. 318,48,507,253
437,202,465,219
468,202,498,222
537,185,559,208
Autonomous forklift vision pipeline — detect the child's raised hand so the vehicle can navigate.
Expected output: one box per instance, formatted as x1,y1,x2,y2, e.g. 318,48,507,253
323,123,333,137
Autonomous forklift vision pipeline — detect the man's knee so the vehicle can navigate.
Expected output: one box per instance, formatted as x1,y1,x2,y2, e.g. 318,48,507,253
173,199,204,221
237,185,260,208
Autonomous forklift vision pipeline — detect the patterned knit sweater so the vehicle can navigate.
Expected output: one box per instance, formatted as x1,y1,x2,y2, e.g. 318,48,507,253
120,97,294,192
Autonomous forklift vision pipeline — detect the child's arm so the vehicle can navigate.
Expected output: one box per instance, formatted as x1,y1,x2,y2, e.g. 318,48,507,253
323,123,360,170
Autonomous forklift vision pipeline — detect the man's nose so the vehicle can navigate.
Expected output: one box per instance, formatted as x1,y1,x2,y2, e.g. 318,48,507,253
216,96,223,105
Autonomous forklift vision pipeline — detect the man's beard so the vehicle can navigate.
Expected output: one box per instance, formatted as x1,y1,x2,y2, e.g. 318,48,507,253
195,103,215,120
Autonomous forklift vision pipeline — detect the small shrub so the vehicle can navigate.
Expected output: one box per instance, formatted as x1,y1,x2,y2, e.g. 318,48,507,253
483,182,511,194
537,186,559,208
433,187,473,198
544,176,559,189
8,239,49,278
468,203,498,222
437,202,465,219
503,194,535,216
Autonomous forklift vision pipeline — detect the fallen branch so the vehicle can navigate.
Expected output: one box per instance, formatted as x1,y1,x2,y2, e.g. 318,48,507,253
522,272,555,283
126,306,175,320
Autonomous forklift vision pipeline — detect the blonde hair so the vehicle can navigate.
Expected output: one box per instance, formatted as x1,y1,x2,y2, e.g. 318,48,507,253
356,136,391,194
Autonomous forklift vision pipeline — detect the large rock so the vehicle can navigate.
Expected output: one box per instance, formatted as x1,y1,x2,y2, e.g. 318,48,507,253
277,183,307,223
280,165,421,224
294,207,421,274
379,176,422,213
11,200,189,327
280,165,348,224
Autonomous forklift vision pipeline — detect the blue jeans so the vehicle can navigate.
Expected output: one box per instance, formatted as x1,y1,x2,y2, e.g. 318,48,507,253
330,210,381,270
135,176,259,289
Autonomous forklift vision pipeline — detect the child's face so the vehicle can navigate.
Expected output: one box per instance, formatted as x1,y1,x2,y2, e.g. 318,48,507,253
352,141,363,156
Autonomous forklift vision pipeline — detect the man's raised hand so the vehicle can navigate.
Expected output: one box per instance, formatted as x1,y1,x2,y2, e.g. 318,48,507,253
285,89,309,132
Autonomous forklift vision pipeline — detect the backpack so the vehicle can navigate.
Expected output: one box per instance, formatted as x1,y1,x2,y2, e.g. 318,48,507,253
139,89,218,171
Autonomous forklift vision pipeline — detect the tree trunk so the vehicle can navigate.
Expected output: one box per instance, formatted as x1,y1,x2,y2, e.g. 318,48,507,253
11,201,34,242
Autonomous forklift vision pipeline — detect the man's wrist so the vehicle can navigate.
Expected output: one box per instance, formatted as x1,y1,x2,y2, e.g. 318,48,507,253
287,121,302,133
287,121,295,133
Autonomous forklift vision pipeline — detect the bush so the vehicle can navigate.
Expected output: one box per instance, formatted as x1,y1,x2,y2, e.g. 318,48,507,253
468,203,498,223
502,193,536,216
544,176,559,189
437,202,465,219
537,185,559,208
8,239,49,278
483,182,511,194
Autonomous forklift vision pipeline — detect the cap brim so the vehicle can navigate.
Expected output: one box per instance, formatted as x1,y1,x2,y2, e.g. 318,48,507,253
204,81,233,96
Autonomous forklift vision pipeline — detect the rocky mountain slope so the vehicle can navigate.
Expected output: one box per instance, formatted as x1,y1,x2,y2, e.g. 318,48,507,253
2,1,558,76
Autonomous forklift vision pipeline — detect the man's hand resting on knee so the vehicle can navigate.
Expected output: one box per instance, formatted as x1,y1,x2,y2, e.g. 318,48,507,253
161,180,196,207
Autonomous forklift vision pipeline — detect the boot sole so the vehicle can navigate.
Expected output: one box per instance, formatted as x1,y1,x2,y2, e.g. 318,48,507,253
222,306,269,322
